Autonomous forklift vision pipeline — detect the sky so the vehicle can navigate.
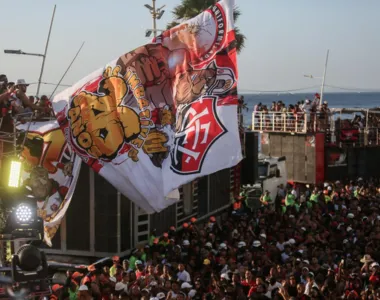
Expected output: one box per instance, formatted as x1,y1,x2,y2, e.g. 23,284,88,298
0,0,379,96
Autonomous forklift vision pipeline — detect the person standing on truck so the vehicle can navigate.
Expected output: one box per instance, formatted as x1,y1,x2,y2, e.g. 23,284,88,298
285,191,296,207
283,190,299,213
233,193,246,215
110,256,120,277
260,190,273,209
309,188,319,203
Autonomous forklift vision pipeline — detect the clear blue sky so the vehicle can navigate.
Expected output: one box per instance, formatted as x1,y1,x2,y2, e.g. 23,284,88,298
1,0,379,96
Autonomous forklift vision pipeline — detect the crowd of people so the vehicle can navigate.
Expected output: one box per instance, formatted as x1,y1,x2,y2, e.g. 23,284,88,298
0,74,52,127
2,73,380,299
45,177,380,300
252,93,331,132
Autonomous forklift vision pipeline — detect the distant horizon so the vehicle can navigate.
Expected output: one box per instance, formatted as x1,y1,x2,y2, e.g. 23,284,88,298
239,90,380,95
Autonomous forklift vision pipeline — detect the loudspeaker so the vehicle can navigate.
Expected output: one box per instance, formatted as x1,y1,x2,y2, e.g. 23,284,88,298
241,132,258,184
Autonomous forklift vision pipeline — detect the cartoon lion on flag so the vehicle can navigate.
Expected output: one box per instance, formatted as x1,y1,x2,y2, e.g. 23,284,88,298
68,66,170,163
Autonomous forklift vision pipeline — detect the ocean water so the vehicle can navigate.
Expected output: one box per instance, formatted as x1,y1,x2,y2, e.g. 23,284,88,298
241,92,380,127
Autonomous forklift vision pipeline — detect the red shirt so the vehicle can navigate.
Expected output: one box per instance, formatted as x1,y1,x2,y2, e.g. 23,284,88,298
135,270,146,279
248,285,258,297
241,279,255,287
369,274,380,284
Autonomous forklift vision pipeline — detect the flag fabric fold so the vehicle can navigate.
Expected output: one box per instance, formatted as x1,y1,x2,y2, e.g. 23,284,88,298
52,0,242,213
17,120,81,246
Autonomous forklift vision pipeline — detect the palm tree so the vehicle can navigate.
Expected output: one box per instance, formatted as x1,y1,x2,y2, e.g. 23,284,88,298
167,0,246,54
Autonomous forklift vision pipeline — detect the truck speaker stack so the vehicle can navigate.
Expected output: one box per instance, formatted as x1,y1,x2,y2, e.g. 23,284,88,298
241,132,258,185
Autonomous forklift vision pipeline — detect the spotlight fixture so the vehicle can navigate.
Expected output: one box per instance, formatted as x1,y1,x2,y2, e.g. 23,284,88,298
1,201,43,241
11,244,48,282
15,204,33,225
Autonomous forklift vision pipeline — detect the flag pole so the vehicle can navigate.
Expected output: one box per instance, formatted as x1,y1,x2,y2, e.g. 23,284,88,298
36,5,56,97
49,42,85,100
319,49,329,109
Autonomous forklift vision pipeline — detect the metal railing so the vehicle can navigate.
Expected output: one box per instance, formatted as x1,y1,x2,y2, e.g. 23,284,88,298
337,127,380,147
252,111,326,133
0,112,36,158
251,111,380,147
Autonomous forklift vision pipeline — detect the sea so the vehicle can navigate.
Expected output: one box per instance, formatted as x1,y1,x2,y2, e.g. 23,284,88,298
241,92,380,127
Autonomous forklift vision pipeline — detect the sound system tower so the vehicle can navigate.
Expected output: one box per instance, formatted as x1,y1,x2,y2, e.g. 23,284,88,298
241,132,259,185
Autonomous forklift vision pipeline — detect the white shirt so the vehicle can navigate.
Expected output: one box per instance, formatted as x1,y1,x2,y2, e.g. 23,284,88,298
266,282,282,298
281,252,290,263
303,103,312,113
276,242,285,252
177,270,191,282
10,92,23,108
305,281,319,296
220,264,229,275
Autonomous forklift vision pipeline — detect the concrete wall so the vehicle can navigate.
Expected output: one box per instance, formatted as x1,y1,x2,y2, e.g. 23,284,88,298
260,133,316,183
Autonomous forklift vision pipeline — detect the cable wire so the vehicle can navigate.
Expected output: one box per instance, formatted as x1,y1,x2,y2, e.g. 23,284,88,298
325,84,380,92
240,85,320,93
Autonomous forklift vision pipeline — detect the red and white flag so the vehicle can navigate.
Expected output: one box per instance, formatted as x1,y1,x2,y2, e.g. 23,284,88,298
17,120,81,246
52,0,242,213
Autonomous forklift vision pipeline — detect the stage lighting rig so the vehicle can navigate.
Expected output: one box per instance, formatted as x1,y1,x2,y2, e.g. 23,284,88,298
1,200,43,242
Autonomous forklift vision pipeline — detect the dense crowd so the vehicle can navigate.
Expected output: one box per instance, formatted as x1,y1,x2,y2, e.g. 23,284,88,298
251,94,379,134
45,177,380,300
253,93,330,115
251,93,332,132
0,74,52,127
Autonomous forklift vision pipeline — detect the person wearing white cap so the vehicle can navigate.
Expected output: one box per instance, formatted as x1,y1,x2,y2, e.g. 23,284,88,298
135,260,145,279
259,233,267,240
252,240,261,248
9,79,46,114
181,282,195,298
219,243,227,251
181,282,193,289
115,282,126,296
77,285,91,299
205,242,213,249
220,273,230,281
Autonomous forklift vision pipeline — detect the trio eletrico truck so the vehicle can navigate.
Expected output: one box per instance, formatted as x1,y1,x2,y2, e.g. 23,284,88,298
241,132,287,210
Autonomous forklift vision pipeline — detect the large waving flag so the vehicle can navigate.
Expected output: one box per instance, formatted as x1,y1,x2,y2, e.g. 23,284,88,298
17,120,81,246
52,0,242,213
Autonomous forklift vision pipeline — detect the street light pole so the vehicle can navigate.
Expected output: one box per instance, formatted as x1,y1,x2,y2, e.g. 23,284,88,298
144,1,165,38
152,0,157,38
36,5,56,98
319,49,329,109
4,50,44,57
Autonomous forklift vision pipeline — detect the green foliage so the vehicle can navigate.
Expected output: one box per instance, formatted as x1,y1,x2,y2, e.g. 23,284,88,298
167,0,246,53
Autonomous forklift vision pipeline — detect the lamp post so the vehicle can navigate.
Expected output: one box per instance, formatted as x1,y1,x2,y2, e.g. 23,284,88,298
303,50,330,109
144,0,165,38
3,5,56,97
3,50,44,57
145,29,165,38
